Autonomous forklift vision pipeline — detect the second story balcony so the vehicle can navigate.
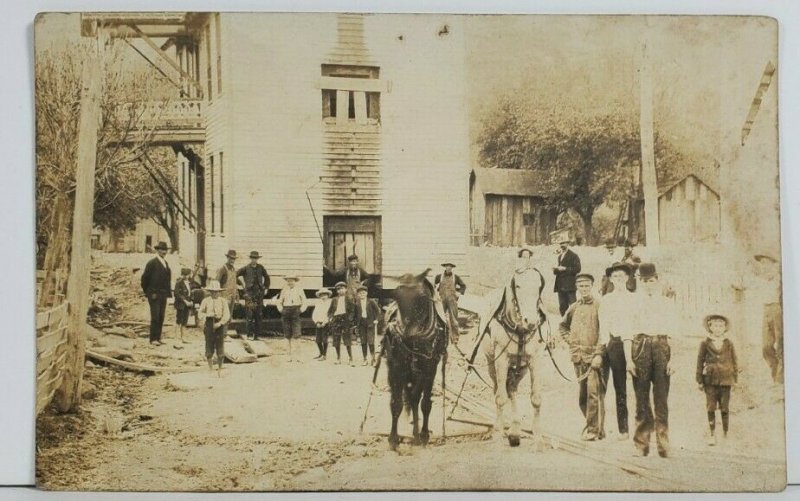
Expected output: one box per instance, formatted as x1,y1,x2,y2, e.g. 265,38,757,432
115,99,205,146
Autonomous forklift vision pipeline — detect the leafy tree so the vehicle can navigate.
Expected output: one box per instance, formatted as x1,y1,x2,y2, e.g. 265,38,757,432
36,40,177,267
477,93,690,245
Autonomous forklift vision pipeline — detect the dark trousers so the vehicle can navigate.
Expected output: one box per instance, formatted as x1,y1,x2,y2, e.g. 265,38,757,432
204,318,225,360
631,335,671,455
147,295,167,342
557,290,577,316
315,326,328,356
281,306,302,339
704,384,731,413
244,298,263,339
604,336,629,434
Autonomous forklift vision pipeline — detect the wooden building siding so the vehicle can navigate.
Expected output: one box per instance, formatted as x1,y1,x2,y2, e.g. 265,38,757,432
483,195,558,247
657,175,721,244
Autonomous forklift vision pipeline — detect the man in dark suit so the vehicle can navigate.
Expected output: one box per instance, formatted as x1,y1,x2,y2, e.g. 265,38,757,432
141,241,172,345
553,238,581,316
331,255,375,305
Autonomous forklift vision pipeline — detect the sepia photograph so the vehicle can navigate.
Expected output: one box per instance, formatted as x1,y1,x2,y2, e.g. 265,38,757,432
33,12,785,491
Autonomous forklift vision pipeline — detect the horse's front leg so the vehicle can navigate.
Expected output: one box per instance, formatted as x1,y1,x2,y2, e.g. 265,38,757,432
492,337,511,438
419,364,437,446
528,342,543,449
507,371,522,447
389,381,404,452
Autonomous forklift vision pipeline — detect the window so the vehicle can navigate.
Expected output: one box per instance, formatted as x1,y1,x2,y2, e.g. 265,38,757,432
320,64,381,123
209,155,215,234
214,14,222,95
219,152,225,233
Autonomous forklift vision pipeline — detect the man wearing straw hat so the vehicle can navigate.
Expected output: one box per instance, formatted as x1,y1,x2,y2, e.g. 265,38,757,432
276,275,308,362
197,280,230,377
141,241,172,346
434,262,467,344
236,251,270,340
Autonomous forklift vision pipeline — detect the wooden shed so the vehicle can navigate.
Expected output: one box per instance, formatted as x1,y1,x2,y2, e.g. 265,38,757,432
85,13,471,292
469,167,559,247
657,174,721,244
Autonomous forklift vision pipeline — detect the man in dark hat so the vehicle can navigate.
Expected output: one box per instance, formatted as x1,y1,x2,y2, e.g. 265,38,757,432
236,251,270,340
553,238,582,316
332,255,374,306
559,273,607,441
141,241,172,346
216,249,239,318
434,262,467,343
598,261,636,441
624,262,677,458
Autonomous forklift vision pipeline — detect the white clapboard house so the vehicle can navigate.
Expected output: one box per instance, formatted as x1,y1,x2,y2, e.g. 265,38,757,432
82,13,471,295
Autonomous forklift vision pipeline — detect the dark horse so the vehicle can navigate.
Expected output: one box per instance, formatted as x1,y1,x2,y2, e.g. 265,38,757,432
383,270,447,451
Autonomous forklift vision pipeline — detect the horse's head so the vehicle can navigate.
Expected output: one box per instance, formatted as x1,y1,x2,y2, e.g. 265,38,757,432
393,270,434,327
506,269,544,333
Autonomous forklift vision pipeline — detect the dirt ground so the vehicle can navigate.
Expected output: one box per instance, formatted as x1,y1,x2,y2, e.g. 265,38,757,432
35,251,787,492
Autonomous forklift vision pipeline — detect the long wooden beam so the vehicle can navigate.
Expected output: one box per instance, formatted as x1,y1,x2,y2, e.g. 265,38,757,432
128,23,204,97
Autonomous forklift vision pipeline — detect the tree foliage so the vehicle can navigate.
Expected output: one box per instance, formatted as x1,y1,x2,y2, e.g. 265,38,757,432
36,40,178,265
477,93,690,244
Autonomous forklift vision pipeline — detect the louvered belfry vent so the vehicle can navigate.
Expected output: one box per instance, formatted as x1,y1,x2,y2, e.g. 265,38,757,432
319,14,385,215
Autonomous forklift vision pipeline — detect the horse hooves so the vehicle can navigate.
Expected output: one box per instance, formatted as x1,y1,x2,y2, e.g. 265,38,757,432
420,432,430,446
388,437,400,452
508,435,521,447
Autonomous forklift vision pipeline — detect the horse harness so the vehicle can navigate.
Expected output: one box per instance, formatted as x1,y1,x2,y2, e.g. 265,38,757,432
493,274,544,375
384,300,446,361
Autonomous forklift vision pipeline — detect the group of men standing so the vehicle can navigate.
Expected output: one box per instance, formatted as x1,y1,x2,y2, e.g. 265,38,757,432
558,242,679,458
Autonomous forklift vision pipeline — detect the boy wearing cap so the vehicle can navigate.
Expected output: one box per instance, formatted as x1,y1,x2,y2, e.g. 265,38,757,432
625,263,677,458
435,263,466,343
312,288,333,360
598,262,636,441
236,251,270,340
696,314,738,445
173,267,194,344
277,275,308,362
559,273,607,441
197,280,231,377
355,285,382,366
328,282,356,365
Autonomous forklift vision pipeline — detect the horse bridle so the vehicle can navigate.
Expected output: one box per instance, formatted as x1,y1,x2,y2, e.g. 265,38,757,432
386,297,445,361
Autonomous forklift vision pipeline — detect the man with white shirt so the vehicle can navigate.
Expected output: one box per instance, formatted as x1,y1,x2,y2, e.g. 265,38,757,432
598,262,635,440
140,241,172,346
624,262,675,458
277,275,308,362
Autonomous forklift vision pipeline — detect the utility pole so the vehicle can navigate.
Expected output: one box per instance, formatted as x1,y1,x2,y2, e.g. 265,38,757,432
55,25,104,413
639,39,660,248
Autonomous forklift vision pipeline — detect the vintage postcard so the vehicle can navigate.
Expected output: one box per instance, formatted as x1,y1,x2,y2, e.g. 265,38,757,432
34,12,785,491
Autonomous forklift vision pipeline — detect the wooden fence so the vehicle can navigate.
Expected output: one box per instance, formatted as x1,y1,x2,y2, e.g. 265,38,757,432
36,269,69,309
36,301,70,414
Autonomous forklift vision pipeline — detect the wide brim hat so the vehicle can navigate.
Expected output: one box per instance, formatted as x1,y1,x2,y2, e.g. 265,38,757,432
249,251,261,259
334,281,347,289
180,267,192,276
575,273,595,284
357,284,369,292
347,254,359,262
315,288,332,298
284,275,300,282
154,241,169,251
441,262,456,268
558,238,570,244
225,249,238,259
605,262,632,277
703,314,730,333
205,280,223,292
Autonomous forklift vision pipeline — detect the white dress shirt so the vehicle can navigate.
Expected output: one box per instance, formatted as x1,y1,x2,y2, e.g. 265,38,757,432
598,289,637,341
198,296,230,325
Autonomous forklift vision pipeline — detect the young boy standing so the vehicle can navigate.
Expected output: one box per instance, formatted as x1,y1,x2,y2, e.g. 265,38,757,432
312,288,333,361
197,280,230,377
276,275,308,363
328,281,356,366
696,313,739,445
173,267,194,344
355,285,382,366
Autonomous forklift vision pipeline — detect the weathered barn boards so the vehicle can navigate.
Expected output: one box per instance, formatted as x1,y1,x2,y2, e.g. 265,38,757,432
657,174,721,244
469,167,558,247
84,13,471,290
